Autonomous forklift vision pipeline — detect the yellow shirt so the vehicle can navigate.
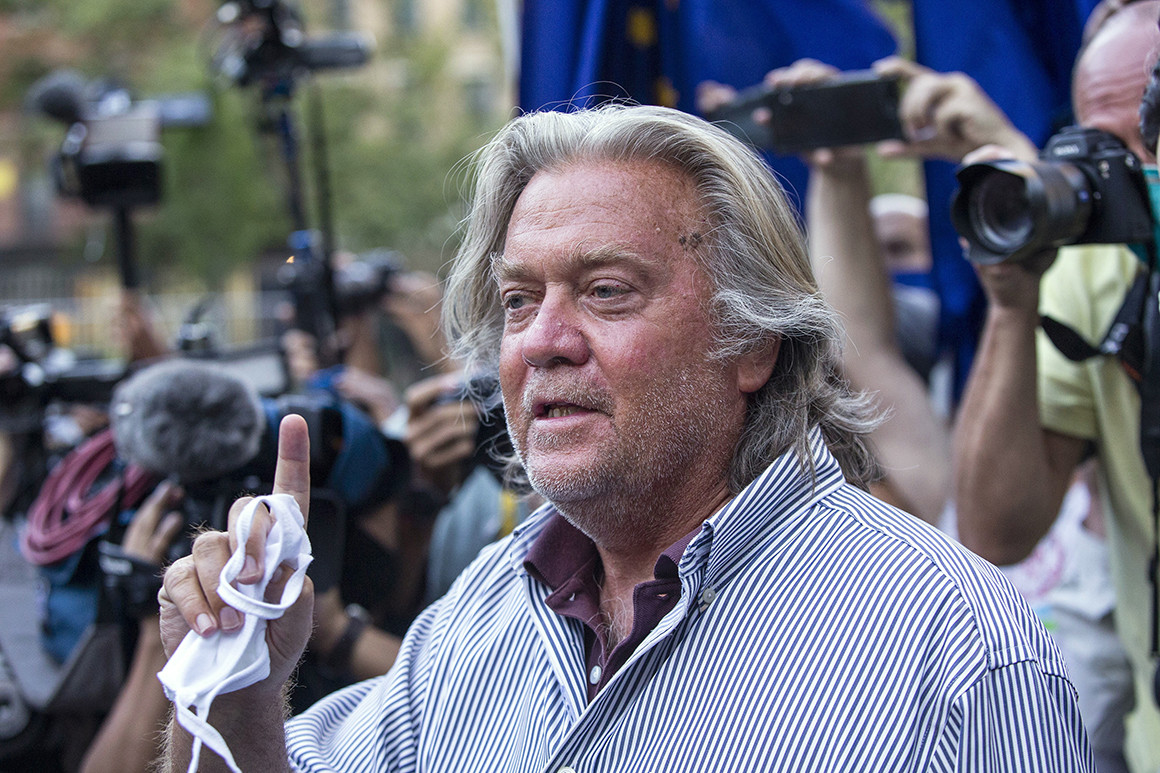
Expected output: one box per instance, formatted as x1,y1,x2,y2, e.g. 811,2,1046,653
1039,243,1159,772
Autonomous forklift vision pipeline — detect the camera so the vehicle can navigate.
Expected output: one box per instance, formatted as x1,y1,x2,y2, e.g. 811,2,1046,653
333,249,403,317
212,0,373,87
0,305,125,434
705,71,904,154
951,126,1155,265
27,70,211,210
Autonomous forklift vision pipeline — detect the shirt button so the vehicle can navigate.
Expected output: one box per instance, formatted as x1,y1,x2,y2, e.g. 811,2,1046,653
588,665,602,685
699,586,717,606
559,768,577,773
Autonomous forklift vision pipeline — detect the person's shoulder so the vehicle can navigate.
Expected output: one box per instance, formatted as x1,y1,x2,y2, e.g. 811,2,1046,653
1048,243,1139,297
818,485,1066,673
429,501,555,610
1042,243,1141,342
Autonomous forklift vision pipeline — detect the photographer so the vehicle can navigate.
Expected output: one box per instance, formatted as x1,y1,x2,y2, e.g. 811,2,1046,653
953,3,1160,769
79,479,183,773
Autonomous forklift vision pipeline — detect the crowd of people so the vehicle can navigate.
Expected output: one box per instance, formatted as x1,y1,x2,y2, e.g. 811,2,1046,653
3,0,1160,770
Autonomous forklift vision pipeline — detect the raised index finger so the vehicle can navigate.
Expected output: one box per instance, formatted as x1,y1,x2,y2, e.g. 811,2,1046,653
274,412,311,527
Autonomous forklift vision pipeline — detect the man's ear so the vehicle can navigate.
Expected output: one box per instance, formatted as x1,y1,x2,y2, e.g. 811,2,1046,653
737,337,780,394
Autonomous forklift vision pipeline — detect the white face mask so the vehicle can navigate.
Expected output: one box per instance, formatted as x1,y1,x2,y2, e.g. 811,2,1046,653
157,493,313,773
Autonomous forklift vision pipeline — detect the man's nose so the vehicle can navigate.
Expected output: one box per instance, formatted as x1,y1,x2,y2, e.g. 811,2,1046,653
519,292,590,368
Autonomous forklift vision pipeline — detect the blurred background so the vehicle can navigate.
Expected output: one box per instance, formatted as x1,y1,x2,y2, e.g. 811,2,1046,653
0,0,1090,388
0,0,516,356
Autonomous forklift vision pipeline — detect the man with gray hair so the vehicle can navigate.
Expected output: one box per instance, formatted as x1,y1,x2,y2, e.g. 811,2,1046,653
159,104,1092,771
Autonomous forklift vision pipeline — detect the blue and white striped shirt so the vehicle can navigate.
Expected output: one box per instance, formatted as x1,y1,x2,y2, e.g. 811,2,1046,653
286,429,1093,771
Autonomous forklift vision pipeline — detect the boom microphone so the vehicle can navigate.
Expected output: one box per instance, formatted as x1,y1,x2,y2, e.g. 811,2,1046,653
110,359,266,483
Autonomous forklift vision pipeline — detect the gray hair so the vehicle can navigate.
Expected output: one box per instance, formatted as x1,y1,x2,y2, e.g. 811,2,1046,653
443,103,881,490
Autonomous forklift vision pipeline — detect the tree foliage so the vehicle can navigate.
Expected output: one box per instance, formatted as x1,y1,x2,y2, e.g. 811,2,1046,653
5,0,509,285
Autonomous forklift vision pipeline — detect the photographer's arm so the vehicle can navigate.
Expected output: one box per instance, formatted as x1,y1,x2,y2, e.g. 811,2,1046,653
158,415,315,772
806,154,951,524
953,258,1086,564
82,618,172,773
311,586,402,680
757,58,950,523
116,289,170,363
80,482,184,773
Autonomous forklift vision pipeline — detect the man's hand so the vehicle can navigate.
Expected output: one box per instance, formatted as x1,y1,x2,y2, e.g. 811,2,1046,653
115,290,170,363
158,413,315,697
336,366,402,425
282,328,322,388
872,57,1038,163
959,144,1057,311
381,271,453,372
122,480,185,565
404,373,478,498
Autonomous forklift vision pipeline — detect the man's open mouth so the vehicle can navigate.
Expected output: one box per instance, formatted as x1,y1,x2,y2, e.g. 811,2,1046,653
544,404,583,418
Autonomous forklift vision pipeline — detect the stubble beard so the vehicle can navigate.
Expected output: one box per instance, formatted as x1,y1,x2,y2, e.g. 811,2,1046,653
511,366,738,551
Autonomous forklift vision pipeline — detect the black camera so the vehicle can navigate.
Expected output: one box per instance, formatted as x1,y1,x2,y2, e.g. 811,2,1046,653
27,70,211,210
705,71,905,154
0,305,125,434
951,126,1155,265
212,0,373,87
333,249,403,317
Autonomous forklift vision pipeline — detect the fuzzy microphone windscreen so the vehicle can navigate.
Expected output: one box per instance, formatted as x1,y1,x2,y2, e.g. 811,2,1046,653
110,359,266,483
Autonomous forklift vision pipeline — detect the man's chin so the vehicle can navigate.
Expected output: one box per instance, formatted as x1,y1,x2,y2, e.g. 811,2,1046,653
524,462,606,505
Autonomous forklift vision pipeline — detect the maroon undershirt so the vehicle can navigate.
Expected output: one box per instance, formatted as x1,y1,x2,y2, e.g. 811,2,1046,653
524,514,697,702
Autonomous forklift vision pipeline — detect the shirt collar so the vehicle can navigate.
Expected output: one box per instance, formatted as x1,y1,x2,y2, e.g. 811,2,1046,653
510,426,845,582
523,513,698,593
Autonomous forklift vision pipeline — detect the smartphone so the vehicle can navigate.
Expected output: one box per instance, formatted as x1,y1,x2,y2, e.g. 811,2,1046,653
707,71,905,154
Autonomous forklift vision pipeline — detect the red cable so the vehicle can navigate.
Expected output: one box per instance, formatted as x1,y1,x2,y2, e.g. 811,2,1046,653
21,428,159,566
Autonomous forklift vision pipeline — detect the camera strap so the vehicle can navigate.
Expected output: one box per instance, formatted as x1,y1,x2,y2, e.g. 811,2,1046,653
1039,268,1149,375
1039,260,1160,668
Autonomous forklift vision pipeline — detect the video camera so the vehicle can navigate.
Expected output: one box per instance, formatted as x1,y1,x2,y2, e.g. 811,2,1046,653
275,243,404,367
332,249,403,318
951,126,1155,265
26,70,211,210
211,0,373,88
0,305,125,435
100,358,409,619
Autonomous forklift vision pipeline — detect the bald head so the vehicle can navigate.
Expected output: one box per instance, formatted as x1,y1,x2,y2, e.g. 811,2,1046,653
1074,0,1160,161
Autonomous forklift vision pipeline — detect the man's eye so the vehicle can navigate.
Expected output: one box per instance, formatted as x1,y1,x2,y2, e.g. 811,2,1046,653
503,293,527,310
592,284,625,299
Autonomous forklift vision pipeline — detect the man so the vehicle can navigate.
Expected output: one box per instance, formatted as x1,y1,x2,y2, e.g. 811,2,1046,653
954,2,1160,770
159,104,1091,770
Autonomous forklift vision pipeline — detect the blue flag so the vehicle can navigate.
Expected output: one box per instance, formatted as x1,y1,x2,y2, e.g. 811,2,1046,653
911,0,1097,397
519,0,897,211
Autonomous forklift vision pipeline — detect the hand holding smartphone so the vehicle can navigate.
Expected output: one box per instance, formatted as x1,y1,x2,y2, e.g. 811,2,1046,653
705,70,905,154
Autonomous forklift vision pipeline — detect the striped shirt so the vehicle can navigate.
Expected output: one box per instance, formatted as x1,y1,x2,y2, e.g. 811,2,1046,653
286,429,1093,771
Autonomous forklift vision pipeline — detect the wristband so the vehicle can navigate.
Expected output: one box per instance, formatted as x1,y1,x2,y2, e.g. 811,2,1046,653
324,603,372,674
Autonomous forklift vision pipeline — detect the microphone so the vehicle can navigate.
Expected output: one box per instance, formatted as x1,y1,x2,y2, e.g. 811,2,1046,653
25,69,89,125
110,359,266,483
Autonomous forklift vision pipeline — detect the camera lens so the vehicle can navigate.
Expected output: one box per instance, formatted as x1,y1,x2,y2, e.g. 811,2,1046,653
952,159,1092,265
969,172,1033,253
